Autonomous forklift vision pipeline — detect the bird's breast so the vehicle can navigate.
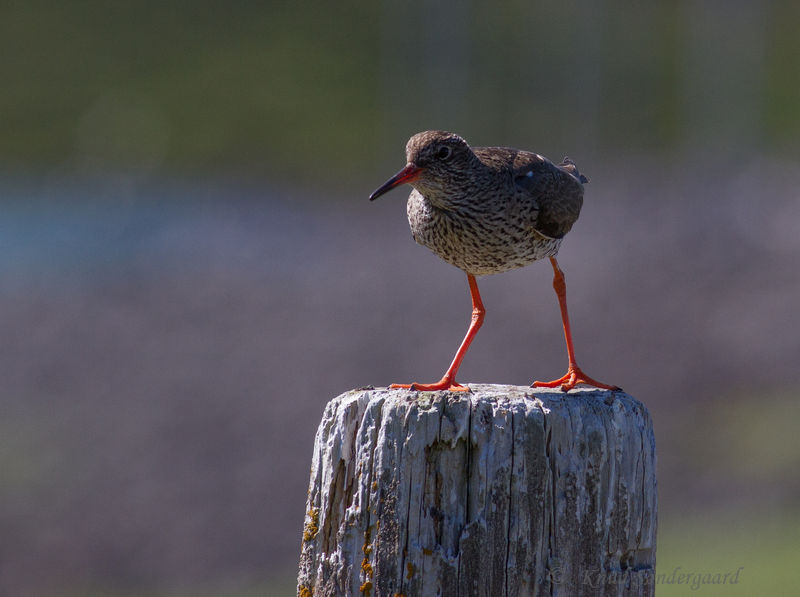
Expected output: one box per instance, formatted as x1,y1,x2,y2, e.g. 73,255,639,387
406,190,561,276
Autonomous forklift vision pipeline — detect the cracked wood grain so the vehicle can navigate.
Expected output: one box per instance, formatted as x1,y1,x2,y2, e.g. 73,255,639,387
297,385,657,597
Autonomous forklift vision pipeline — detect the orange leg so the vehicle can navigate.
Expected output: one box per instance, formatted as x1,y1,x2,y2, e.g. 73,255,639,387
391,274,485,392
533,257,620,392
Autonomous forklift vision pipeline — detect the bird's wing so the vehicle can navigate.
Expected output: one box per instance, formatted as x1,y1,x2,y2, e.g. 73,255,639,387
511,152,585,239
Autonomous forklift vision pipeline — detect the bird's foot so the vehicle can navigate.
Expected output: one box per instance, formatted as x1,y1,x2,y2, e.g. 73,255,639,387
390,378,470,392
532,366,620,393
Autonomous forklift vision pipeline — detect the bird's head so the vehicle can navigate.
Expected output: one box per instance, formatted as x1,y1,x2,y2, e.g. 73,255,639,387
369,131,477,202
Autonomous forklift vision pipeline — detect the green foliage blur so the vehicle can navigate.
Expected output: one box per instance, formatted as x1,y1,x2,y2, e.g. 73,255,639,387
3,1,799,185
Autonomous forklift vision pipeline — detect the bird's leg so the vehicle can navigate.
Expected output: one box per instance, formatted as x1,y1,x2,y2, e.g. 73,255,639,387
391,274,485,392
533,257,620,392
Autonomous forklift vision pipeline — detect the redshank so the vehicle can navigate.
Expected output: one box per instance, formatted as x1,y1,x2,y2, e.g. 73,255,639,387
370,130,618,393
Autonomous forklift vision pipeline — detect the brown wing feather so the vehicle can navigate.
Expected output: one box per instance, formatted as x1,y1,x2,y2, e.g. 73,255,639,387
473,146,586,239
509,152,585,239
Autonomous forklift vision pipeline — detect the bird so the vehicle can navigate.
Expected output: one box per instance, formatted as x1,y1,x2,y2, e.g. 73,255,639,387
369,130,619,393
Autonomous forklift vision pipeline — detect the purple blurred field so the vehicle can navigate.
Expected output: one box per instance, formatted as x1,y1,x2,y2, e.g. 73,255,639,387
1,158,798,594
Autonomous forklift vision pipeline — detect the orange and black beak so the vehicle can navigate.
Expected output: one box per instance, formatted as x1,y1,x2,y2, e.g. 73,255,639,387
369,164,422,201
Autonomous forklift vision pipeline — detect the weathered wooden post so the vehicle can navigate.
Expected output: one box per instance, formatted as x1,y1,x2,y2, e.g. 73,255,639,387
297,384,657,597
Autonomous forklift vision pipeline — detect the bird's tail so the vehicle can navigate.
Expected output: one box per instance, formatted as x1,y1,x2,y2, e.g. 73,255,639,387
559,157,589,184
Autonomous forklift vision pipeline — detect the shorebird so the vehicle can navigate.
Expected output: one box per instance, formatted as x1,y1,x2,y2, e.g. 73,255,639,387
370,130,618,392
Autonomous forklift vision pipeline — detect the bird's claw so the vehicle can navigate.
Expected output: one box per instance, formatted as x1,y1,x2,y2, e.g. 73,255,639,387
532,366,620,393
390,379,471,392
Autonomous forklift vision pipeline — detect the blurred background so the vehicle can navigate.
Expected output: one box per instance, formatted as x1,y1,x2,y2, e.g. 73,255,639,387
1,1,798,596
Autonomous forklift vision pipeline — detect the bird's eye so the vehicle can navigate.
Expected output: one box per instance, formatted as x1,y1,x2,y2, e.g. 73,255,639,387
435,145,452,160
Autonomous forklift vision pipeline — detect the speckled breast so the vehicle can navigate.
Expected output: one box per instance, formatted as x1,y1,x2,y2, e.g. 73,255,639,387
406,191,562,276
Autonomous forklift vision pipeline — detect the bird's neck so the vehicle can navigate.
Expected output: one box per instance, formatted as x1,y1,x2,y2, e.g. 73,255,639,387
415,160,491,210
418,188,458,210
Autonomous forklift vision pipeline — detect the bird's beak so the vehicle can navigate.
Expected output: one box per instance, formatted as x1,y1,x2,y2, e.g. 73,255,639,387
369,164,422,201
